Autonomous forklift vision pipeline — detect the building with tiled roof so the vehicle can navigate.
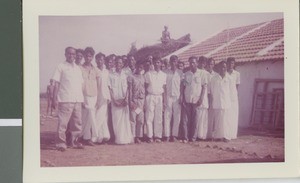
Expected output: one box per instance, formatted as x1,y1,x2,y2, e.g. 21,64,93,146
166,18,284,130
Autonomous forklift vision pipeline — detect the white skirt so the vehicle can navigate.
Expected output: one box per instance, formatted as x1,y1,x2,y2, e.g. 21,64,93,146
111,104,134,144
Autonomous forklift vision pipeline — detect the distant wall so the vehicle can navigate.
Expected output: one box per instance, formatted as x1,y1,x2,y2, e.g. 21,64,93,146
236,60,284,127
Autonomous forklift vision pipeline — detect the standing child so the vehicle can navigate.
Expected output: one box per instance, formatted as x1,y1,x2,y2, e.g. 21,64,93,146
94,52,111,144
210,61,231,142
144,57,167,143
226,57,240,139
128,62,145,144
109,57,133,144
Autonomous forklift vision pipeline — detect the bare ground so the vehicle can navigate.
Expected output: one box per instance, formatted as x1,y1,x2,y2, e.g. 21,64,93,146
40,99,284,167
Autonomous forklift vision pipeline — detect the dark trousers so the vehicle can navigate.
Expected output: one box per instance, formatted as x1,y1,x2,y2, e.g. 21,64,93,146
181,103,197,141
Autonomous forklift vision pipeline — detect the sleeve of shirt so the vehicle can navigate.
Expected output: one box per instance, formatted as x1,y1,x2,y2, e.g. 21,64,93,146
236,71,241,85
52,64,62,83
144,72,150,84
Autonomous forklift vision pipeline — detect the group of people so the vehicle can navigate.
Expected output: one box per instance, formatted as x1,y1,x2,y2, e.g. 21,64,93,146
49,46,240,152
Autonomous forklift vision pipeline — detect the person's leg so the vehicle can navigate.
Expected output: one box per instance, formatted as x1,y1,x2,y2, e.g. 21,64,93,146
206,108,214,139
56,103,73,150
171,97,181,140
196,108,208,140
189,104,198,141
130,110,137,138
181,103,191,141
69,102,83,147
153,95,163,141
163,96,172,140
145,95,155,141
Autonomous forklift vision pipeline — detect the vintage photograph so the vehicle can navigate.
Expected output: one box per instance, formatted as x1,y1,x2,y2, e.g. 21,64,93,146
39,13,284,167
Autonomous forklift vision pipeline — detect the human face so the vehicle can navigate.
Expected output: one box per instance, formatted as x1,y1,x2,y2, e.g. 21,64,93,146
129,56,136,67
84,52,94,64
170,59,178,70
76,52,83,63
115,59,123,72
147,55,153,63
178,63,184,70
96,56,105,68
198,61,206,69
219,62,227,76
154,60,161,71
107,59,113,70
227,61,235,70
65,48,76,63
206,61,214,72
136,64,144,74
189,58,197,72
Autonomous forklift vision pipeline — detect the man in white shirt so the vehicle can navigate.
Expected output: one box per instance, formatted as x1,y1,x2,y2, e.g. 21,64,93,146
95,52,111,144
227,57,240,139
210,61,231,142
52,47,84,151
144,57,167,143
123,55,136,77
164,55,183,142
181,56,208,142
205,57,217,140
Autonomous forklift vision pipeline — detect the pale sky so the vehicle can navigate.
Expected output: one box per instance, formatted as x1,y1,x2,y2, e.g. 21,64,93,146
40,13,283,92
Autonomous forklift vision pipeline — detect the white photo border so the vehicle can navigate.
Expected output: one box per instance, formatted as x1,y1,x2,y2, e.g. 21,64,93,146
23,0,299,182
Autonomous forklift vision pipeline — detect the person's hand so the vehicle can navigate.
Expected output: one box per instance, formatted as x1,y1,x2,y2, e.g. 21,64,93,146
129,101,137,110
196,100,202,107
122,99,128,107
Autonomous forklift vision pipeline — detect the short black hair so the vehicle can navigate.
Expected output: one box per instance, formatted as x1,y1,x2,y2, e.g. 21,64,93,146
95,52,106,60
227,57,235,63
65,46,76,54
207,57,215,65
198,56,207,64
76,48,84,54
84,47,95,56
188,56,197,63
170,55,178,62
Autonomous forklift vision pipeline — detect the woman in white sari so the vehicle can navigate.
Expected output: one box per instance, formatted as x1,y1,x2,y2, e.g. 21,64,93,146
109,57,133,144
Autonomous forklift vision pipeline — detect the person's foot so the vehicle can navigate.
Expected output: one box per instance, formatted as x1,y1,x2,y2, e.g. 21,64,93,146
182,139,188,143
147,138,153,143
56,144,67,152
189,139,196,142
70,138,84,149
85,140,95,146
57,146,66,152
135,138,142,144
155,138,162,143
223,138,230,143
163,137,169,142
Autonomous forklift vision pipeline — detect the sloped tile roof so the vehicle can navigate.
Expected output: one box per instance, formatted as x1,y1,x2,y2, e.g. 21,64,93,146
177,19,284,64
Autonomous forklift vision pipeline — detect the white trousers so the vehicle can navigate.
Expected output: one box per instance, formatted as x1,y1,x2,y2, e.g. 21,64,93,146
228,100,239,139
212,109,231,140
81,96,97,140
206,108,214,139
94,99,110,143
145,95,163,138
163,96,181,137
195,108,208,139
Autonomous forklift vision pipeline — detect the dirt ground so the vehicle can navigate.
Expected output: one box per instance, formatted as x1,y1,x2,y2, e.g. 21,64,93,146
40,99,284,167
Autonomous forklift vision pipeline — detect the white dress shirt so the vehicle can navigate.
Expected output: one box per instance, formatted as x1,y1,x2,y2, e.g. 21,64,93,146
52,61,84,103
144,70,167,95
165,69,183,97
183,69,208,107
210,73,231,109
